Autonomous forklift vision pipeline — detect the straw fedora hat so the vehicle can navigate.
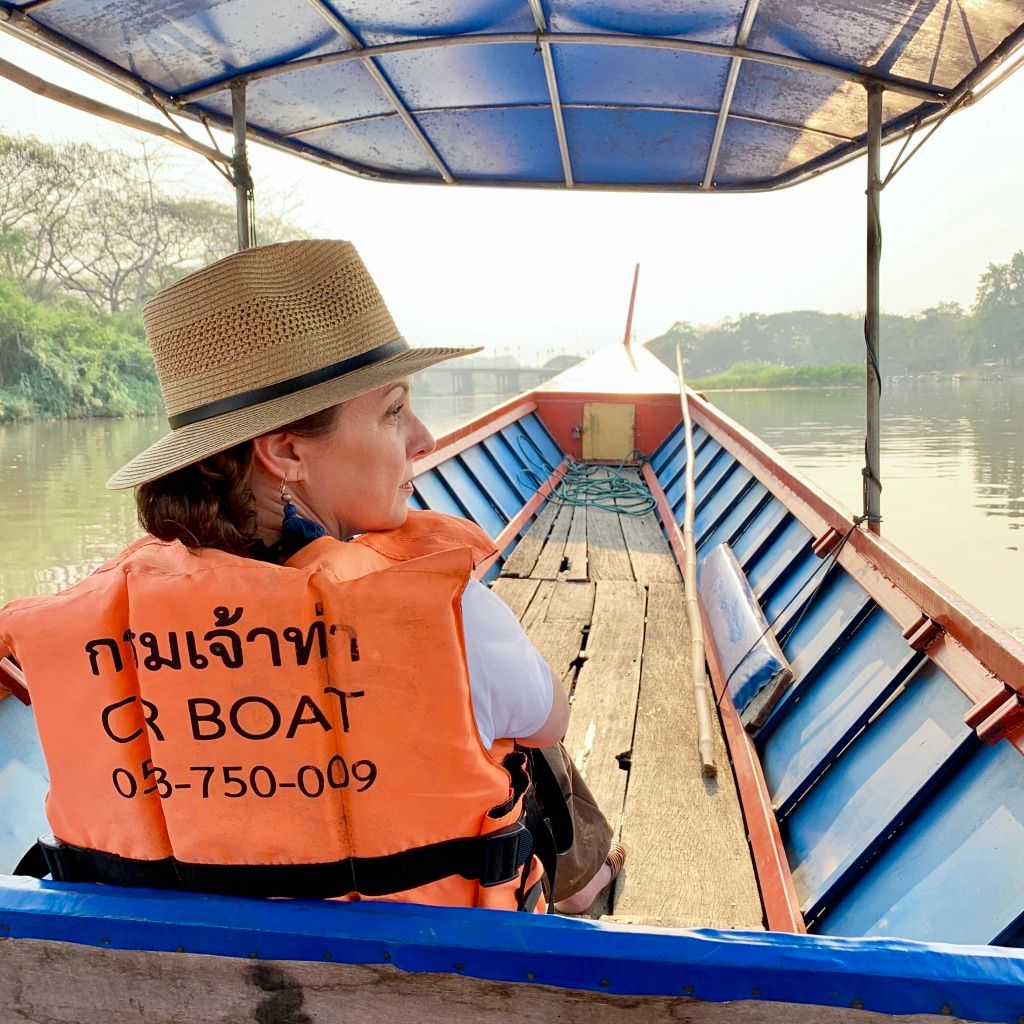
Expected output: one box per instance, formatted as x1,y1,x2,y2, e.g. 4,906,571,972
107,239,479,489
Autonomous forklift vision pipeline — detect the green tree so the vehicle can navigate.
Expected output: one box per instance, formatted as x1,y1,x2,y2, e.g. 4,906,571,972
0,276,159,420
0,130,306,314
971,251,1024,368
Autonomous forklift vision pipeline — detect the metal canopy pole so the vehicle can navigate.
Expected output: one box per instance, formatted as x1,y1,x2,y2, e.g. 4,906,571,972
527,0,574,187
864,86,883,533
231,80,254,251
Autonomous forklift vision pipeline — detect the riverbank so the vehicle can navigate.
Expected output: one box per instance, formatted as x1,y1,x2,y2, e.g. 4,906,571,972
690,361,1023,391
690,362,862,390
0,278,160,423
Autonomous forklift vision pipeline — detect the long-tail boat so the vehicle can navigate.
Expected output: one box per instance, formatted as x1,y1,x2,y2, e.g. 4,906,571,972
1,3,1023,1021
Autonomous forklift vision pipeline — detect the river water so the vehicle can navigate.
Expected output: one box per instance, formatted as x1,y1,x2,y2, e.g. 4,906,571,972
709,379,1023,642
1,382,1020,641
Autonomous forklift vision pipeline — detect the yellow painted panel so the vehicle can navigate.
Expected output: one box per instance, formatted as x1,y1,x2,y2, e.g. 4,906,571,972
583,403,635,460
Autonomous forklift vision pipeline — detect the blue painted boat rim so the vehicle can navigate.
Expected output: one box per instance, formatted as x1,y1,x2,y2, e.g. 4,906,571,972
2,875,1024,1021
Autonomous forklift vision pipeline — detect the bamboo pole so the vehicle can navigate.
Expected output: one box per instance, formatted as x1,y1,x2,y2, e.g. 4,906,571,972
675,345,717,776
0,56,229,166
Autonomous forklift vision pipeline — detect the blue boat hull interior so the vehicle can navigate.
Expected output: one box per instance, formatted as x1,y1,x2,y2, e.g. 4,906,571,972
411,409,564,583
648,417,1024,949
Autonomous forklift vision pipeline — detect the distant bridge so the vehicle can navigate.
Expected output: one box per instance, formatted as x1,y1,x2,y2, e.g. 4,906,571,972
415,365,561,396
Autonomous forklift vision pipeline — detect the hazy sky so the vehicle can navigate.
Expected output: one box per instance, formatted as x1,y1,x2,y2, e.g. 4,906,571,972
1,27,1022,362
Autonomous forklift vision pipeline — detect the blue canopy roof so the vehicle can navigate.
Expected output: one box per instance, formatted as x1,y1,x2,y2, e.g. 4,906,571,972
2,0,1023,191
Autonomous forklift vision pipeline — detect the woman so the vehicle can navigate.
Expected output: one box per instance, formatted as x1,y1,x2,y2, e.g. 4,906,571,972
0,240,620,913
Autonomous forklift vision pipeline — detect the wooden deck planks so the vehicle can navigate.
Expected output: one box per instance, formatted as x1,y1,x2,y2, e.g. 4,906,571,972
520,580,595,689
562,581,646,828
495,464,761,930
489,578,541,620
619,512,681,585
499,500,559,578
531,503,575,579
560,506,588,581
613,583,764,929
585,506,633,581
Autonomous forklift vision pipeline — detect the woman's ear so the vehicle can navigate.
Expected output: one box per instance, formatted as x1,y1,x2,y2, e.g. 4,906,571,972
252,432,305,483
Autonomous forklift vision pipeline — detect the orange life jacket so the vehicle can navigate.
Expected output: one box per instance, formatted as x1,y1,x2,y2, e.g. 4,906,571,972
0,511,545,911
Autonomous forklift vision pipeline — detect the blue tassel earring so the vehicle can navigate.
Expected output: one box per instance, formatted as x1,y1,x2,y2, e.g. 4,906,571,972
278,478,327,558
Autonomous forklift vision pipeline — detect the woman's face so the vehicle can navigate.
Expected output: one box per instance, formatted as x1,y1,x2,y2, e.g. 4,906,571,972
298,377,435,538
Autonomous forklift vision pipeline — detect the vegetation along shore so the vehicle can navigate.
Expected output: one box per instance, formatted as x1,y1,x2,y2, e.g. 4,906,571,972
0,129,1020,421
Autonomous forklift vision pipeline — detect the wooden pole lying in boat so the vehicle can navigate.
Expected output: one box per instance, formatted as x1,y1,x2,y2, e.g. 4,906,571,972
675,345,717,777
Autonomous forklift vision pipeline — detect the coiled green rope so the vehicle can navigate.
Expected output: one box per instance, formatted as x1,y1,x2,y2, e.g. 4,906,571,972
516,435,657,517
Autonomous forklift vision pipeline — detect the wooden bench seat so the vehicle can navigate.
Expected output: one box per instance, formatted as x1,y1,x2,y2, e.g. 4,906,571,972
493,469,764,930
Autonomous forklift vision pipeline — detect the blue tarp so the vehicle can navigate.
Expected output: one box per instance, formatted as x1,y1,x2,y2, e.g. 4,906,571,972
2,1,1022,190
699,542,792,728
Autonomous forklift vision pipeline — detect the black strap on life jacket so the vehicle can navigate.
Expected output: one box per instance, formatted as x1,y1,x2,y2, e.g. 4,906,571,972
16,751,538,902
18,823,533,899
525,747,575,857
13,841,49,879
516,747,575,911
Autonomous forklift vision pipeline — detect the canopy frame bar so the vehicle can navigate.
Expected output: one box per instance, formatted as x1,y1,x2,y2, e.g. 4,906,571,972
863,85,883,534
527,0,574,187
284,100,857,144
300,0,454,184
0,54,230,166
702,0,761,191
173,31,948,106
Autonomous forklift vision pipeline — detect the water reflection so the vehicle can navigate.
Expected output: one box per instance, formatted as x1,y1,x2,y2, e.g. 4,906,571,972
0,384,1019,640
0,394,501,607
709,379,1023,640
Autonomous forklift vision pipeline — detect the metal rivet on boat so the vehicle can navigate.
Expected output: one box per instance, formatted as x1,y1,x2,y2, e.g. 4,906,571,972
683,985,693,996
102,937,110,945
323,952,332,960
455,964,464,971
175,946,184,953
382,951,391,961
1,925,8,933
248,951,258,959
852,999,863,1010
526,971,535,980
599,980,609,988
751,989,760,997
940,1007,952,1016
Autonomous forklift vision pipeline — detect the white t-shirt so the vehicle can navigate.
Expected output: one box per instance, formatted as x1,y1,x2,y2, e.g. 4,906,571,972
461,579,553,749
